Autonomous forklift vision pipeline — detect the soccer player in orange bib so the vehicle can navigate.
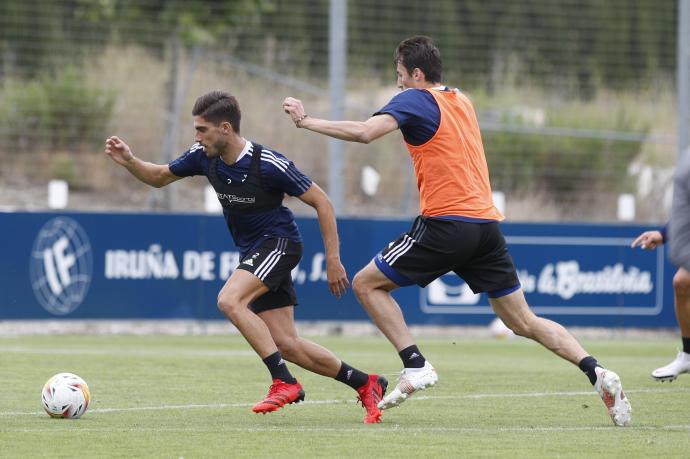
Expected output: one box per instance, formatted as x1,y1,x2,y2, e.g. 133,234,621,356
282,36,631,427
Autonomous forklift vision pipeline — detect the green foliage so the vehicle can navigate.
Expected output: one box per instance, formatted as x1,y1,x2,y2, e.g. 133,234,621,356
51,153,81,188
0,67,114,152
0,1,677,94
483,106,648,199
0,0,273,76
346,0,676,95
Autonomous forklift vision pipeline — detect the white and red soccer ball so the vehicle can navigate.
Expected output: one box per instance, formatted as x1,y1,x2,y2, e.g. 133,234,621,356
41,373,91,419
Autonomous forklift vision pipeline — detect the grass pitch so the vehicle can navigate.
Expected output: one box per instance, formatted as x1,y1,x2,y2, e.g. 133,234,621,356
1,333,689,458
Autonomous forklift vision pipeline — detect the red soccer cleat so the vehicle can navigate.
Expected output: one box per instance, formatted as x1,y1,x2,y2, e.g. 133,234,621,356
252,379,305,414
356,374,388,424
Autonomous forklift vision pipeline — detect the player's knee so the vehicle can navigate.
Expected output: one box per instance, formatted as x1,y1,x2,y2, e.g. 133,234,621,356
217,292,242,319
352,270,373,298
507,321,531,338
502,315,535,338
275,337,299,361
673,269,690,297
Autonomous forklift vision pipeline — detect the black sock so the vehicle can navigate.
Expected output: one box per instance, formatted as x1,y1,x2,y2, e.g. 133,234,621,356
335,361,369,390
683,337,690,354
399,344,426,369
262,352,296,384
578,356,601,385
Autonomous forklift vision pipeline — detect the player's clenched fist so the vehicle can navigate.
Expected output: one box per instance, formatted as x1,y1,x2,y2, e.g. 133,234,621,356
282,97,307,127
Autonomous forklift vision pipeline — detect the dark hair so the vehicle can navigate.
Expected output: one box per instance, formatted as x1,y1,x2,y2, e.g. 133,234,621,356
394,36,442,83
192,91,241,133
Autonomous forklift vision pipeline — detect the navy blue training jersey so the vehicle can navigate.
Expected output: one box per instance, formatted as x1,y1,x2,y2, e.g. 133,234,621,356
374,87,447,146
169,141,312,255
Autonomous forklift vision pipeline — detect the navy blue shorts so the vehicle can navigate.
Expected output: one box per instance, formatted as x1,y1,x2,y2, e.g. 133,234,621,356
236,237,302,313
374,216,520,297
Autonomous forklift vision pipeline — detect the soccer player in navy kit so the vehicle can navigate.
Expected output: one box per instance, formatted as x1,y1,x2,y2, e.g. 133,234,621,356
104,90,387,423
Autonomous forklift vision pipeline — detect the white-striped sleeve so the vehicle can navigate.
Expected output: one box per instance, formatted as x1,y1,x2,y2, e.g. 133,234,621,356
260,148,312,195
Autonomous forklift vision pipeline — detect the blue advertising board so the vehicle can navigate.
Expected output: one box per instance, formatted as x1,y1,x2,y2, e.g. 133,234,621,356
0,211,675,327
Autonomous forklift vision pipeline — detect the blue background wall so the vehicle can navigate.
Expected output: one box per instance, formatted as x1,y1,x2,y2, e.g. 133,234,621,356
0,211,674,327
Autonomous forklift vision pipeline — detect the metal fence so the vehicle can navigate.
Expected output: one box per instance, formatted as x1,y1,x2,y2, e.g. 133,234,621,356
0,0,681,222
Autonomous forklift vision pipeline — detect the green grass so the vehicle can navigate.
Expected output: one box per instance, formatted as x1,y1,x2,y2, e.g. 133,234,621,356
1,334,689,458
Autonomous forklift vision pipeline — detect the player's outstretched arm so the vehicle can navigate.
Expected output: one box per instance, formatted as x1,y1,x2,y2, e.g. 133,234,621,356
631,230,664,250
298,183,350,298
104,136,181,188
282,97,398,144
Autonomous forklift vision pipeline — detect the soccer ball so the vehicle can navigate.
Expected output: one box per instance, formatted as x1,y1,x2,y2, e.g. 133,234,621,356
41,373,91,419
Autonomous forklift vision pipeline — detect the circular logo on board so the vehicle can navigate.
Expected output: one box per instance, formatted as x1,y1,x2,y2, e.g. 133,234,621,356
29,217,93,315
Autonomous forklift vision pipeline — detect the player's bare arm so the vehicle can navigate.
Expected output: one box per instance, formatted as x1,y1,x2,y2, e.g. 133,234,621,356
298,183,350,298
282,97,399,144
104,136,182,188
631,230,663,250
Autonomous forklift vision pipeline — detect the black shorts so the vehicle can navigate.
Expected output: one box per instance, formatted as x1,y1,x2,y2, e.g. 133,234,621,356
236,237,302,313
374,216,520,295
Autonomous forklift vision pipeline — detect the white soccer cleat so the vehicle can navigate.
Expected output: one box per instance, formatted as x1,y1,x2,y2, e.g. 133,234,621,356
594,367,631,427
651,351,690,382
377,361,438,410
